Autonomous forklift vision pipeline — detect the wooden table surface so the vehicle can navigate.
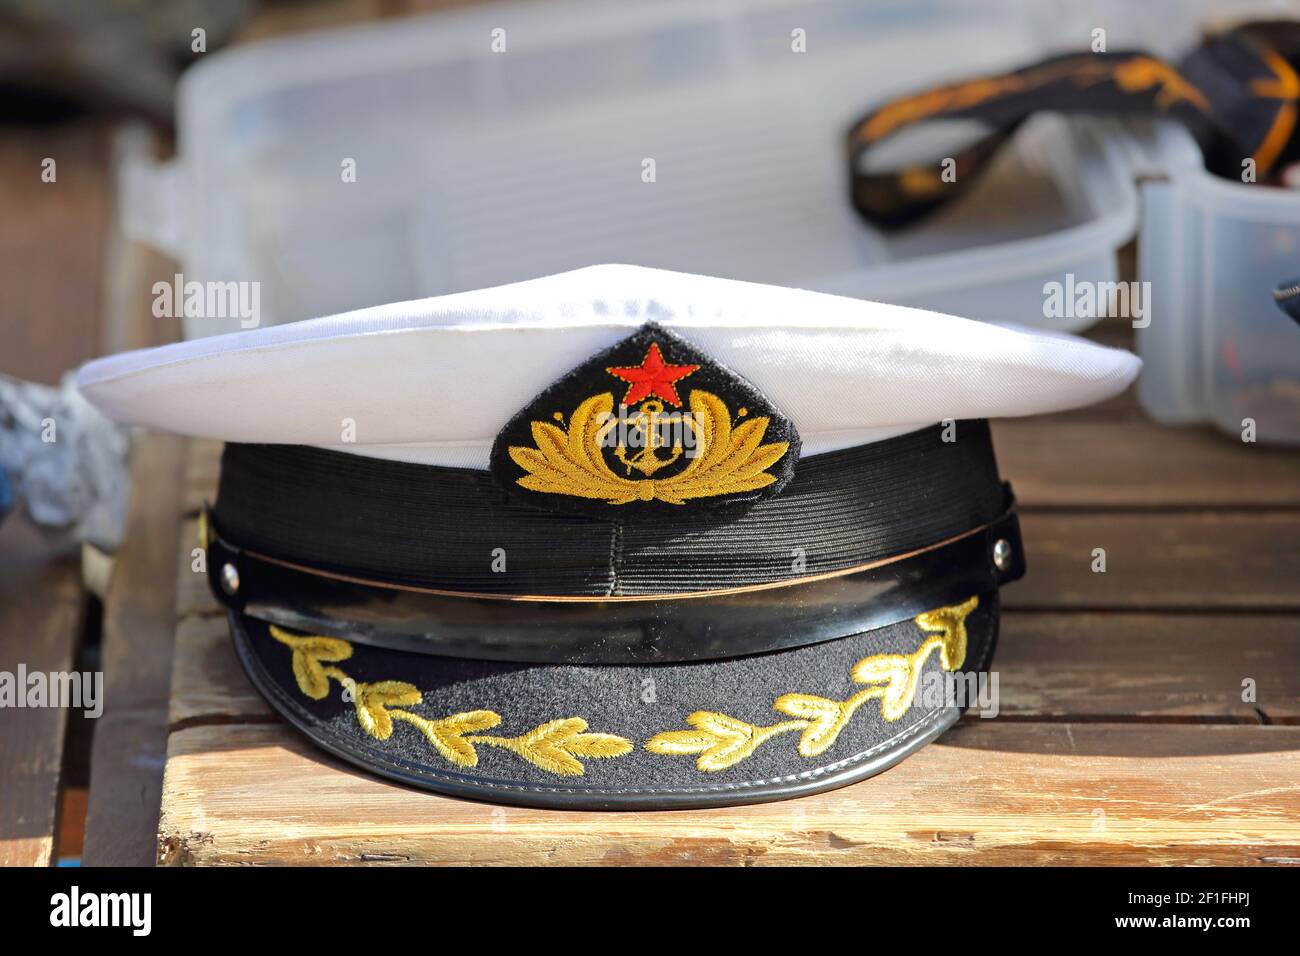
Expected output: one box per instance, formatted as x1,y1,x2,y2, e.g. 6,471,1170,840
157,360,1300,865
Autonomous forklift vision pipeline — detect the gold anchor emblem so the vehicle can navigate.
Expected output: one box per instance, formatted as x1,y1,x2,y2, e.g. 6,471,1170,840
503,333,794,507
602,400,698,477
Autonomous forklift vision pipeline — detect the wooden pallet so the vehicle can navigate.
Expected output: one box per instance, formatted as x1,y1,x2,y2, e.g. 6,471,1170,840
156,368,1300,865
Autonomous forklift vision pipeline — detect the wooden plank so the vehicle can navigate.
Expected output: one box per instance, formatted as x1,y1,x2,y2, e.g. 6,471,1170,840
156,721,1300,865
82,433,186,865
175,518,217,619
995,418,1300,508
0,520,84,867
0,123,109,385
55,787,88,862
168,613,269,726
997,613,1300,723
1009,512,1300,610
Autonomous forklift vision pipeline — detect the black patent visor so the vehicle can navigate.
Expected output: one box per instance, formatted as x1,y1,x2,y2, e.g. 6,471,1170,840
205,505,1024,665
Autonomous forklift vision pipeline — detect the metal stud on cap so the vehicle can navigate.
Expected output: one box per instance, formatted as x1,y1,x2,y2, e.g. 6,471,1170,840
220,562,241,595
992,538,1013,572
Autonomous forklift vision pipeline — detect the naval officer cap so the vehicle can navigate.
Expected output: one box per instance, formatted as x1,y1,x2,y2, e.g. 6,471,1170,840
78,265,1139,809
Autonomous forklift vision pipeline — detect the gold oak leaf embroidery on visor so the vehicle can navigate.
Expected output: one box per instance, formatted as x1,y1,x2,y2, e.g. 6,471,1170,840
645,596,979,772
268,627,633,776
507,388,789,505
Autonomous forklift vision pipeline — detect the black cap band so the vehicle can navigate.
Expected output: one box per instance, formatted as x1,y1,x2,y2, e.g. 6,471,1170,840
213,420,1006,597
207,501,1022,663
207,420,1016,664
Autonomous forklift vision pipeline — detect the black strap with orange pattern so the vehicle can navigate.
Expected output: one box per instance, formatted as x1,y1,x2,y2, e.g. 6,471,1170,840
847,21,1300,229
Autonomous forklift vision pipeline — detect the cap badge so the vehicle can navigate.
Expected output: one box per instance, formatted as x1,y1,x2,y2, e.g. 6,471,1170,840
489,323,800,516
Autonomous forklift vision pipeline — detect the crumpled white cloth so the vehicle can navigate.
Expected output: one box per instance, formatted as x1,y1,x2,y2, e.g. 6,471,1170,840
0,372,131,552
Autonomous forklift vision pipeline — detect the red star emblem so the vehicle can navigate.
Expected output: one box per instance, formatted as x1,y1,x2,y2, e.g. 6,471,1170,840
606,343,700,407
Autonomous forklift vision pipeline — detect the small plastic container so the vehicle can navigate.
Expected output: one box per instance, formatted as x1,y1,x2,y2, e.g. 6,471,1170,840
1135,120,1300,444
120,0,1138,337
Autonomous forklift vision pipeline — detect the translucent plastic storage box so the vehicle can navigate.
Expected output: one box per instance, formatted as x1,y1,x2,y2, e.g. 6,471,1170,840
1136,122,1300,444
121,0,1139,336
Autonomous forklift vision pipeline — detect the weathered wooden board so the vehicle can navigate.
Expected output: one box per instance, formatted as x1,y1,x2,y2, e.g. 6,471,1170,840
82,433,186,866
167,613,268,726
55,786,88,861
0,124,109,385
156,721,1300,866
0,520,84,867
1008,512,1300,610
994,419,1300,507
174,519,216,619
996,613,1299,723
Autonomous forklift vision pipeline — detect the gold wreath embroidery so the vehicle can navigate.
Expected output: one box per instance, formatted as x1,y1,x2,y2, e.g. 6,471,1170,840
507,389,789,505
268,627,633,776
645,596,979,772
